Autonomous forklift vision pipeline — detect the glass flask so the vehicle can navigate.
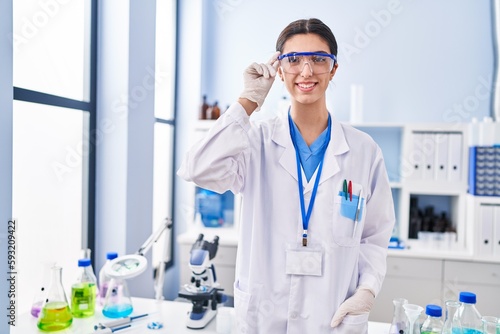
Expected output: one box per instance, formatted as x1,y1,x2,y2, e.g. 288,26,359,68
442,300,462,334
481,316,500,334
31,261,55,318
102,278,133,318
37,266,73,332
389,297,408,334
71,258,97,318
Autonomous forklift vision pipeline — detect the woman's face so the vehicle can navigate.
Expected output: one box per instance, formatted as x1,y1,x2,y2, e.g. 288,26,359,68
278,33,338,107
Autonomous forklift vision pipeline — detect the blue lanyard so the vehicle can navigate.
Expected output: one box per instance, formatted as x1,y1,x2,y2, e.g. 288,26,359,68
288,112,331,246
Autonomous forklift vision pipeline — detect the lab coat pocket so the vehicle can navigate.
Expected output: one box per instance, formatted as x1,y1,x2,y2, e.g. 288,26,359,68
331,313,369,334
233,280,254,334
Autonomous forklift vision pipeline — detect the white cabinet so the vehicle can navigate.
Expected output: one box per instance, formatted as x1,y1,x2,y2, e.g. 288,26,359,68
443,260,500,317
369,256,443,323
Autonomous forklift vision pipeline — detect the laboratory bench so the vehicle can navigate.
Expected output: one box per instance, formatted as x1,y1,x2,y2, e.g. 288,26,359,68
13,297,391,333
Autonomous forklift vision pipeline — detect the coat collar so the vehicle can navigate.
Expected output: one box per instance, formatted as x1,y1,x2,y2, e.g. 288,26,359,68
272,110,350,193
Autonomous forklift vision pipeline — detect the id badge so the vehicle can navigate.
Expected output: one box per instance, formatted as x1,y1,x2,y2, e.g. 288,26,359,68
285,243,323,276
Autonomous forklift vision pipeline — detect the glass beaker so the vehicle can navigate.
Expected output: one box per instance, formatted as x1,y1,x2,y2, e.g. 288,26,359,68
389,297,408,334
31,261,55,318
37,266,73,332
442,300,462,334
102,278,133,318
481,316,500,334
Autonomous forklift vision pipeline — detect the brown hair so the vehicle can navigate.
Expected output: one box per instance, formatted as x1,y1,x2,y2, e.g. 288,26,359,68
276,18,338,56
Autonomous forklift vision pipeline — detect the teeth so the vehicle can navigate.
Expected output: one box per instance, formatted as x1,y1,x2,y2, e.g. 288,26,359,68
298,83,315,89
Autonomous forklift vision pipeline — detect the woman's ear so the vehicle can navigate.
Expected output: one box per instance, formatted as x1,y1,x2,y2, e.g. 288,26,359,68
278,67,284,81
330,62,339,80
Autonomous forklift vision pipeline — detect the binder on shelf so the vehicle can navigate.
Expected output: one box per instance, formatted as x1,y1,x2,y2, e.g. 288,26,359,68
447,133,462,182
408,132,424,180
434,133,448,180
495,205,500,256
422,133,436,180
478,204,494,256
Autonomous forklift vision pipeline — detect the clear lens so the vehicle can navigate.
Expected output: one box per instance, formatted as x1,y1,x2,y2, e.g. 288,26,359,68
279,52,335,74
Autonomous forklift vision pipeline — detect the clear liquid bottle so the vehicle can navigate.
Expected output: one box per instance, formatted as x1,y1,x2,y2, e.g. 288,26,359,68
442,300,462,334
31,260,55,318
102,278,133,318
98,252,118,305
421,304,443,334
456,292,482,334
71,258,97,318
389,297,408,334
37,266,73,331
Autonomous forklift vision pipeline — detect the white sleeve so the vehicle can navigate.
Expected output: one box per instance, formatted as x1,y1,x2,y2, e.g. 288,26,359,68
357,148,396,296
177,102,252,194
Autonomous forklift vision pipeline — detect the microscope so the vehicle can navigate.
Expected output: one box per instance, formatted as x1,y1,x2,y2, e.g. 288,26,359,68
178,234,226,329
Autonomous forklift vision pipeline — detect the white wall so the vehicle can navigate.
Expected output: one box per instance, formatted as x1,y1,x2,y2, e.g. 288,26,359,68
200,0,494,124
0,1,13,332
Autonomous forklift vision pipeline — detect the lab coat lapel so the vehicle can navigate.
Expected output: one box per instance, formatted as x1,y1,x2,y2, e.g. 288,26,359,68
272,113,350,192
273,111,298,182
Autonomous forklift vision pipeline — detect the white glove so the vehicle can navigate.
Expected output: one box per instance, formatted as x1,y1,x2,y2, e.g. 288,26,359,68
330,288,375,328
239,51,280,111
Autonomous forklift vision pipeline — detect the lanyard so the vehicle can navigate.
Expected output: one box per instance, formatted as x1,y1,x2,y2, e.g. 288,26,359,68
288,112,331,246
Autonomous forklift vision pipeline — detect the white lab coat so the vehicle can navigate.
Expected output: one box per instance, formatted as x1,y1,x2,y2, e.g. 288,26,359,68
178,103,395,334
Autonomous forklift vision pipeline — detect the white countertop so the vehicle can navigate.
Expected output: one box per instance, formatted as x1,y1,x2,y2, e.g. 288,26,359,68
12,297,390,333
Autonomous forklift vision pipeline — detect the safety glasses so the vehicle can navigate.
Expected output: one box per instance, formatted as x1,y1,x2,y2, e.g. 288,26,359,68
278,52,337,75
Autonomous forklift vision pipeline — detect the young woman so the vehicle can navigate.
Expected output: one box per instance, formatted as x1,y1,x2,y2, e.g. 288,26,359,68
178,18,395,333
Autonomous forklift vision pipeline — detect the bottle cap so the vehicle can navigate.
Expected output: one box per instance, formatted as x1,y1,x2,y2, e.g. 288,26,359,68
459,291,476,304
106,252,118,260
425,304,442,317
78,258,91,267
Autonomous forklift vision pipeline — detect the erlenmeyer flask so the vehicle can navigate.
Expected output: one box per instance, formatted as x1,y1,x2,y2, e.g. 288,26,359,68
389,297,408,334
102,278,133,318
442,300,462,334
31,261,55,318
37,266,73,331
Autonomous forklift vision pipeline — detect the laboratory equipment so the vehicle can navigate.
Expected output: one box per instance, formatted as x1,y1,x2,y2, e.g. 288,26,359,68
99,252,118,305
481,316,500,334
71,258,97,318
94,313,149,331
102,278,133,318
420,304,443,334
37,266,73,331
442,300,462,334
404,303,424,334
178,233,226,329
389,297,408,334
30,260,55,318
456,292,483,334
105,217,172,300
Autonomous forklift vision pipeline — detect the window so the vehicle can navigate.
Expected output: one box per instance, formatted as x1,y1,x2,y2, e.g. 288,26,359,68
12,0,96,313
151,0,177,273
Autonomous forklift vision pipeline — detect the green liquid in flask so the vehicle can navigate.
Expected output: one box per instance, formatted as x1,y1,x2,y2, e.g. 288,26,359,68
37,301,72,332
71,283,96,318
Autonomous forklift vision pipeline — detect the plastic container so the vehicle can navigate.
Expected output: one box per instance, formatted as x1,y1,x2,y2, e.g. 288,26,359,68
456,292,483,334
98,252,118,305
37,266,73,331
420,304,443,334
71,258,97,318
